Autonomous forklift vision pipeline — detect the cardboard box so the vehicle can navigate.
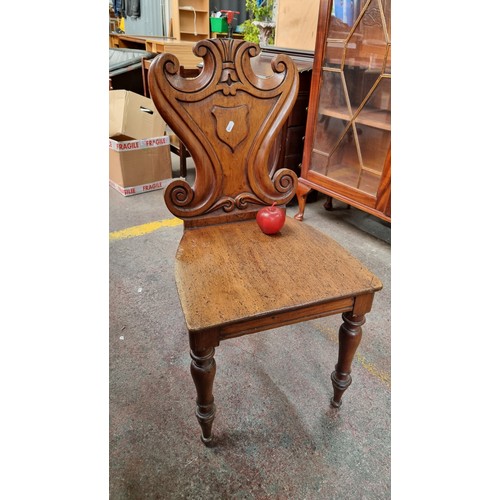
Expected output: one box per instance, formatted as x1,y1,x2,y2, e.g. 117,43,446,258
109,89,166,140
109,136,172,196
109,90,172,196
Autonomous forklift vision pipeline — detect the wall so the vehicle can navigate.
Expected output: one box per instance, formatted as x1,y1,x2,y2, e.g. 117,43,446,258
275,0,320,51
124,0,167,36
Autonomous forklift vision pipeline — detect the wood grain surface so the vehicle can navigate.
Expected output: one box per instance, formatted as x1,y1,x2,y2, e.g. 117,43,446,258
176,216,382,333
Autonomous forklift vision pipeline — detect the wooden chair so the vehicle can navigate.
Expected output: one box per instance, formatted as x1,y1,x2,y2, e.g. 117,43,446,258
148,38,383,446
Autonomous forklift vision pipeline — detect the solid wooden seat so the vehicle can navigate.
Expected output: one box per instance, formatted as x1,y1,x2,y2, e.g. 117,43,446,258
149,38,383,445
177,217,381,336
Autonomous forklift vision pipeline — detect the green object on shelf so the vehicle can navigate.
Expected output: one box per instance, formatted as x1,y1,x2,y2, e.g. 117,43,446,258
210,16,228,33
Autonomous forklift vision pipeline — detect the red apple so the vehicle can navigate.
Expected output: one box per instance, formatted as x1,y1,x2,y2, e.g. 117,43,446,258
256,202,286,235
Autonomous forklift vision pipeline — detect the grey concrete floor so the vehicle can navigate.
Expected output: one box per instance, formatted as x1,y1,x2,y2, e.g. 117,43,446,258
109,156,391,499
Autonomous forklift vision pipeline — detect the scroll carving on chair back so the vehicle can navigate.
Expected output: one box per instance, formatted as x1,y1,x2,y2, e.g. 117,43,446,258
148,38,299,227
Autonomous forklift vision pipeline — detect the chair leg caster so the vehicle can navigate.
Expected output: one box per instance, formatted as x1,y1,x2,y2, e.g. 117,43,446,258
331,370,352,408
330,396,342,409
200,434,215,446
196,405,216,446
330,396,342,408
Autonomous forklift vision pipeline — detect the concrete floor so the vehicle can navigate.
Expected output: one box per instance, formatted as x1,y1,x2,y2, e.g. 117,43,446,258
109,156,391,499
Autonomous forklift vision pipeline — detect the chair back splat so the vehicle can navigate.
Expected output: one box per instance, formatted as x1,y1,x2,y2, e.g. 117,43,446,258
148,38,299,228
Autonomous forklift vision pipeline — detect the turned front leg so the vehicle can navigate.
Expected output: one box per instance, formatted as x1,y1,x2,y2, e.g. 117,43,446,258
190,348,216,445
331,312,365,408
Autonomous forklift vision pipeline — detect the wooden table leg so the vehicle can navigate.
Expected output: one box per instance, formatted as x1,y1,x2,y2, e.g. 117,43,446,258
190,347,217,445
331,312,365,408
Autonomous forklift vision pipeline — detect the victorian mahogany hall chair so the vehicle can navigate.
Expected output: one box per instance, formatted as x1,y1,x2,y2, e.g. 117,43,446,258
148,38,383,445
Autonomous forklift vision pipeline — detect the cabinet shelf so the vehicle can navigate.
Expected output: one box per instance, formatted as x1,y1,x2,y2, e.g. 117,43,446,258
311,161,382,195
318,105,391,131
177,0,206,9
312,149,382,178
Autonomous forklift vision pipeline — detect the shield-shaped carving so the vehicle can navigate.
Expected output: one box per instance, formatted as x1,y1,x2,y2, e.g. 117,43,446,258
211,105,249,152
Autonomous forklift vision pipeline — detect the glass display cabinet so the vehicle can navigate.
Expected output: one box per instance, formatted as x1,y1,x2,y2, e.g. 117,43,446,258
295,0,391,222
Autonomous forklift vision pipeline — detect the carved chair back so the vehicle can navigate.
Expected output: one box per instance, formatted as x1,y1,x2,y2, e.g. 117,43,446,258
148,38,300,228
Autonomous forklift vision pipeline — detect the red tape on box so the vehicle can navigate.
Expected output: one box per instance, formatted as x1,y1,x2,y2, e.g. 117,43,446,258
109,135,170,152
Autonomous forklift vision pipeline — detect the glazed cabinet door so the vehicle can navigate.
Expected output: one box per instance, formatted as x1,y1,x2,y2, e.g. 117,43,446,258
297,0,391,222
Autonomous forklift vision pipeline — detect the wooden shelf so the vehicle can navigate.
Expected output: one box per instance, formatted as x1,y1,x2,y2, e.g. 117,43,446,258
323,163,381,195
179,7,208,12
180,31,209,35
213,32,245,39
318,105,391,131
178,0,206,9
172,0,209,42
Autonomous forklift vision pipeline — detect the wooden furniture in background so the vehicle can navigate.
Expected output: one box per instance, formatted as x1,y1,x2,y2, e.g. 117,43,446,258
109,48,157,95
109,4,119,33
275,0,321,51
171,0,210,43
256,47,314,181
109,34,202,69
109,34,151,49
296,0,391,222
212,32,244,39
148,38,383,445
144,39,202,68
